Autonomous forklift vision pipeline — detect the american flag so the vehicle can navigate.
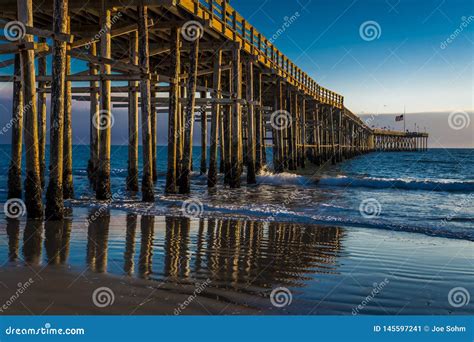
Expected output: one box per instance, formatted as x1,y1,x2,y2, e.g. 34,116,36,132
395,115,404,122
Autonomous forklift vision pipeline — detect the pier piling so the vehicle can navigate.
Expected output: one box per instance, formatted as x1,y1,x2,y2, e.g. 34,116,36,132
0,0,429,219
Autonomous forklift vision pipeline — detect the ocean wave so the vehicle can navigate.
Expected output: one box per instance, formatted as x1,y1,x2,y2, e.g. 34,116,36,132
256,171,313,186
317,176,474,192
69,198,473,241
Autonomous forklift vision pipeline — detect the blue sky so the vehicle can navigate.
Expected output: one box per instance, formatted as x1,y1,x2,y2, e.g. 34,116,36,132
0,0,472,147
233,0,473,114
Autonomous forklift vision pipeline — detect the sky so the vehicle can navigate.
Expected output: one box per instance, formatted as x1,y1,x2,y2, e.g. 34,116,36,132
0,0,472,147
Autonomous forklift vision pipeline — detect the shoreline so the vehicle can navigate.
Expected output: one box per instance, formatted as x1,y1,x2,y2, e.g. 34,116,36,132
1,211,472,316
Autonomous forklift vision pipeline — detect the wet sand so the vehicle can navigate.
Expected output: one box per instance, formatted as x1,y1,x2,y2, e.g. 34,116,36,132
0,265,257,315
0,210,473,315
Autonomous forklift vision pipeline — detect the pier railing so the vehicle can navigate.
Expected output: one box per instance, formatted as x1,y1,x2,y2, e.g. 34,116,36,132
176,0,344,108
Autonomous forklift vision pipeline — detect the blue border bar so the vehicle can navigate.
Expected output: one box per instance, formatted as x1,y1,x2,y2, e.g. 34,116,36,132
0,316,472,341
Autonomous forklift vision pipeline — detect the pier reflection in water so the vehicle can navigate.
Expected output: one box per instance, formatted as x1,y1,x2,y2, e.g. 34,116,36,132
3,210,343,295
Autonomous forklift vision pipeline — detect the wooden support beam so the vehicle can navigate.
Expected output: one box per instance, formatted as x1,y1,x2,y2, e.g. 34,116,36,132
329,106,336,165
229,43,242,188
126,32,139,192
37,37,47,188
0,41,48,54
151,87,157,182
0,21,73,43
46,0,68,220
69,50,141,73
272,78,283,173
287,89,296,170
208,49,222,188
96,2,112,200
255,70,263,172
7,56,23,200
18,0,43,219
72,18,154,49
1,73,169,83
165,27,180,194
63,16,74,199
300,98,306,168
87,42,100,188
138,2,154,201
179,28,200,194
200,84,208,175
245,56,256,184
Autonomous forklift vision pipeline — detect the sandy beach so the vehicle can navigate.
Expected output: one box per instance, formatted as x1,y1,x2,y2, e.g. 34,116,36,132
1,211,472,316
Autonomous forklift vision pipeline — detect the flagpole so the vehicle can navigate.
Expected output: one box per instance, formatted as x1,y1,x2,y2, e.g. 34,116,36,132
403,106,406,132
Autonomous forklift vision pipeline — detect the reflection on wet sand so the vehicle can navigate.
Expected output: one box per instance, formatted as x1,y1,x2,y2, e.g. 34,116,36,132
23,220,43,265
124,214,137,275
86,209,110,273
6,218,20,261
9,213,343,292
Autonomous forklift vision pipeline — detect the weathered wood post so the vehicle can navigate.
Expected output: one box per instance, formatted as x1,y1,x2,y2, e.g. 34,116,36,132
272,78,283,173
46,0,68,220
255,70,263,172
138,2,155,201
329,106,336,164
124,213,137,275
208,50,222,188
7,56,23,200
245,55,256,184
18,0,43,218
223,73,232,184
37,38,47,188
63,15,74,199
200,83,208,175
287,90,297,170
96,2,112,200
300,98,306,168
229,42,242,188
151,87,158,182
165,27,181,194
179,24,200,194
219,110,225,174
87,43,100,187
176,84,185,183
127,32,139,191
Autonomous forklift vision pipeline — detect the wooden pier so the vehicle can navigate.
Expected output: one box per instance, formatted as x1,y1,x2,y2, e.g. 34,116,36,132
0,0,429,219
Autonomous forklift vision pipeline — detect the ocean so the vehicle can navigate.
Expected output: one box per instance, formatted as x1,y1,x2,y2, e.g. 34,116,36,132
0,146,473,315
0,145,471,240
